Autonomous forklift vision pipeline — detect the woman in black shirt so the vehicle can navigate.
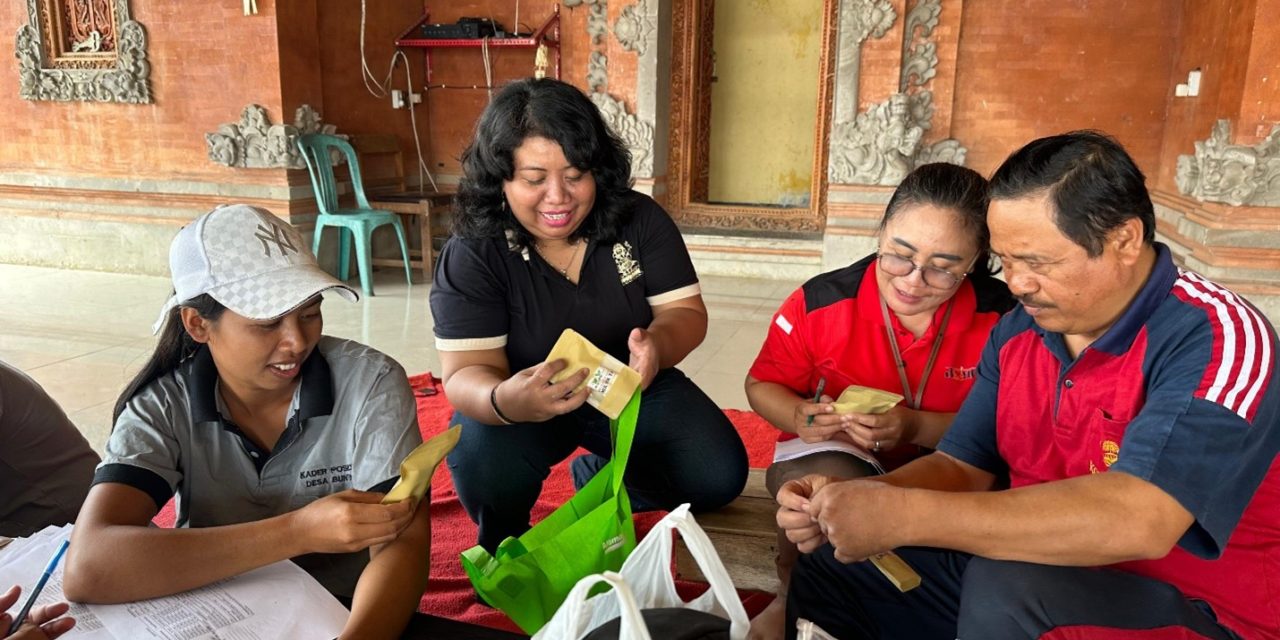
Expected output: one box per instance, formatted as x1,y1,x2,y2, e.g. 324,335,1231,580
430,78,748,551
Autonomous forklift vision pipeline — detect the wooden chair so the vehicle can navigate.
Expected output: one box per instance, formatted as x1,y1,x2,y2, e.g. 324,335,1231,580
348,134,453,282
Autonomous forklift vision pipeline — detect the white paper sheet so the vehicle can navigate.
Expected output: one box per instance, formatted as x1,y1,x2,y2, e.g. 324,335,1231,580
772,436,886,474
1,525,348,640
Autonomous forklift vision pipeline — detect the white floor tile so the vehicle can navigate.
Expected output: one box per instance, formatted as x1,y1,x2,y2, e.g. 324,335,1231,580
1,264,791,452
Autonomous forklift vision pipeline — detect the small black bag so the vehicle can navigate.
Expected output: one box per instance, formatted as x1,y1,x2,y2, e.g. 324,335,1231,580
583,608,730,640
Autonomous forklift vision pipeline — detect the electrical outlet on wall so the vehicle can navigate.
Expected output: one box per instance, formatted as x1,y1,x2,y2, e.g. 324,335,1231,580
391,89,405,109
410,92,422,105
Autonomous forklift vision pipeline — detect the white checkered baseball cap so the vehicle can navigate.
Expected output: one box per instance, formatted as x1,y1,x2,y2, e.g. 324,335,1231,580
152,204,358,333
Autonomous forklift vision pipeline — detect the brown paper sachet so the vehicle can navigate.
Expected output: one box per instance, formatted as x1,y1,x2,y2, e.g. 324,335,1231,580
831,385,904,415
545,328,642,419
381,425,462,504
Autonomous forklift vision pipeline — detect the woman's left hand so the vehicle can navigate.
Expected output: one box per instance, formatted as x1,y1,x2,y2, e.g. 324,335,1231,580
627,327,661,390
840,405,918,454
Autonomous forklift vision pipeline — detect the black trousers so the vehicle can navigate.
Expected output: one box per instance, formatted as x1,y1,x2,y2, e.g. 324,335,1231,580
447,368,748,551
787,545,1241,640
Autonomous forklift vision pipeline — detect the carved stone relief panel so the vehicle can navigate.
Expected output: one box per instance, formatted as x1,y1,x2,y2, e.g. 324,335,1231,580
15,0,152,103
588,3,610,44
575,0,660,179
614,0,656,55
588,51,609,92
1177,119,1280,207
592,93,655,176
206,105,339,170
827,0,967,186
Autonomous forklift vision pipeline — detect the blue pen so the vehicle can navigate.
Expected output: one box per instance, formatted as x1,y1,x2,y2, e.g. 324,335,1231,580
7,539,69,636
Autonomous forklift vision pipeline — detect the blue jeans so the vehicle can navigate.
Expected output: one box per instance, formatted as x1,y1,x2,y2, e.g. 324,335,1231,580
447,367,748,551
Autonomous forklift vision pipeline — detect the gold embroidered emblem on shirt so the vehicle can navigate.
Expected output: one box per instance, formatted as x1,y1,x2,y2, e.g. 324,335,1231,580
613,241,642,285
1101,440,1120,468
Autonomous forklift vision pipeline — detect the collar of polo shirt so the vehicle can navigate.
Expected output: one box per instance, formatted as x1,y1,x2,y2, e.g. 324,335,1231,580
185,345,336,426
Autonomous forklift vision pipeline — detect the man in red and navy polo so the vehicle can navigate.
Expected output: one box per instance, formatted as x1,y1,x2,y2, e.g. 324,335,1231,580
780,131,1280,640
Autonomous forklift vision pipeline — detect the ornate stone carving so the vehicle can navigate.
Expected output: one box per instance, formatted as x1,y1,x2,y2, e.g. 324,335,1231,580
828,0,966,185
592,93,655,177
588,51,609,93
15,0,151,103
613,0,656,55
588,2,610,44
900,0,941,91
205,105,339,170
1177,119,1280,207
832,0,895,123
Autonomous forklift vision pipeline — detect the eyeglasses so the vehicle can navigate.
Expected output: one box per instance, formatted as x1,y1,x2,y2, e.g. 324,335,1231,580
877,253,972,289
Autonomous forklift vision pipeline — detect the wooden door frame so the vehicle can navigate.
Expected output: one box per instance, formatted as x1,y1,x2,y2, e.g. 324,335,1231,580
666,0,837,235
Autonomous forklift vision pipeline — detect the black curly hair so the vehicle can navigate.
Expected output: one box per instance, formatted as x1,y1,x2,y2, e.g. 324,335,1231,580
452,78,636,247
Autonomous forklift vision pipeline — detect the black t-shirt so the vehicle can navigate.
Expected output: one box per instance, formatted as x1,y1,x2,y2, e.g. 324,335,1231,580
430,194,701,371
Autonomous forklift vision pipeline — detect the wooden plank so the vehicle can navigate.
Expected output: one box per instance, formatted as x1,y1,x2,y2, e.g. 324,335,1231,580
742,468,771,500
675,529,779,593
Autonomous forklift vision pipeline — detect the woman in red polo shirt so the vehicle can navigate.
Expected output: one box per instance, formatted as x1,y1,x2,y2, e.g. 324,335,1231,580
745,163,1014,640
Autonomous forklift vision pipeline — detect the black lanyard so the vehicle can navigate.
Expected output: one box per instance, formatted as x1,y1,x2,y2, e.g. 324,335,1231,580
879,294,954,410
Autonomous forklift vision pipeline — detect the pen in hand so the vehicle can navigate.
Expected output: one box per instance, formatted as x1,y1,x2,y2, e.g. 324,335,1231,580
806,377,827,427
7,539,69,636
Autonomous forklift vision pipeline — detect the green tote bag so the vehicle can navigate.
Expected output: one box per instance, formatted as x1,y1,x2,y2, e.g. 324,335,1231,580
461,390,642,635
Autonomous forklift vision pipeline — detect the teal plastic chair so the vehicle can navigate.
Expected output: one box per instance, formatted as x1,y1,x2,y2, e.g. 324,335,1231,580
296,133,412,296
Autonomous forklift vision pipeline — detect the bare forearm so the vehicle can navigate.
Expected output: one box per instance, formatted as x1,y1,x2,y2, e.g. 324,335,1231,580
342,505,431,640
647,307,707,368
746,378,806,435
442,364,507,424
898,472,1192,565
906,410,955,448
65,514,302,602
873,451,996,492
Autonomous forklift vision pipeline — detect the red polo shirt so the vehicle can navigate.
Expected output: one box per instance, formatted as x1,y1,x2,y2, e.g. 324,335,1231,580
749,254,1014,469
940,245,1280,638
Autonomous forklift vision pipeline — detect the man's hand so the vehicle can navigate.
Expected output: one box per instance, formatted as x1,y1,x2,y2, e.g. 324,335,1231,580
808,479,906,563
0,585,76,639
494,359,590,422
291,491,416,554
776,474,842,553
626,328,661,390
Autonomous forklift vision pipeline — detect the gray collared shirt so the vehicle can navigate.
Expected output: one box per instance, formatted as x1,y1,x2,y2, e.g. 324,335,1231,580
94,336,422,597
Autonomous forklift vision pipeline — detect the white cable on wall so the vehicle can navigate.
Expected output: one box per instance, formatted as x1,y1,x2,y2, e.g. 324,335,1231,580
359,0,396,97
394,48,439,193
358,1,438,193
481,37,494,101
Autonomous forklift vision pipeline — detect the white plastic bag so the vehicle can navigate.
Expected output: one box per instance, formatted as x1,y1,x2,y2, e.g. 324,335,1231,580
534,504,750,640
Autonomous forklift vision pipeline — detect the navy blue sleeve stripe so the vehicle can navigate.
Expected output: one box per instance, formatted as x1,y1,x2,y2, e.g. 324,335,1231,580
92,463,174,512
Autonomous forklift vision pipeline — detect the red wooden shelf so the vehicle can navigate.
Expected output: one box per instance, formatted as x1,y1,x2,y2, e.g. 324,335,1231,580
396,5,561,85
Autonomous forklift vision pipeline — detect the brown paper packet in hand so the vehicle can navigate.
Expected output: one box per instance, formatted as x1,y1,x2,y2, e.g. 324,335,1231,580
831,385,904,415
546,329,642,419
381,425,462,504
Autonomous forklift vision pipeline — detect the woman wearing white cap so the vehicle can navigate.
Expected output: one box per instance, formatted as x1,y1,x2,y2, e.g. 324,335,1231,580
63,205,430,640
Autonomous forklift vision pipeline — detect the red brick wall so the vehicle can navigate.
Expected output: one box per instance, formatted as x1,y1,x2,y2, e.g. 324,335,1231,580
1153,0,1257,192
325,0,587,176
950,0,1181,179
0,0,287,183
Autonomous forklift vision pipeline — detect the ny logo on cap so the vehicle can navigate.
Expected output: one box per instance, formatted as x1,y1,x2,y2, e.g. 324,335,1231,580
255,221,298,258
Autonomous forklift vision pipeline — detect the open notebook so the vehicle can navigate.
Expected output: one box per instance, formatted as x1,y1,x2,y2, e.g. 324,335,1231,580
0,524,348,639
